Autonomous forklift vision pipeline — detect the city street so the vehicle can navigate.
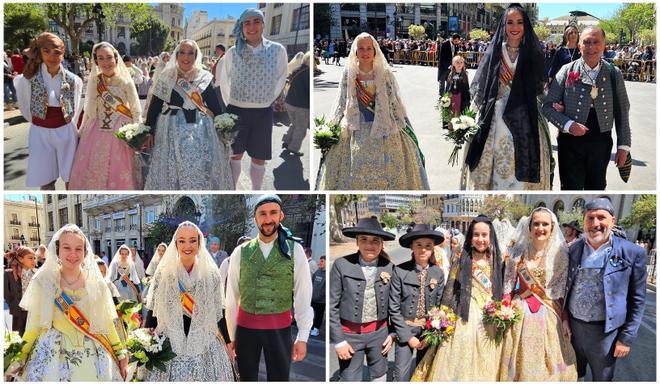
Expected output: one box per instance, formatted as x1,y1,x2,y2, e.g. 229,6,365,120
313,62,656,190
328,235,657,381
3,99,310,191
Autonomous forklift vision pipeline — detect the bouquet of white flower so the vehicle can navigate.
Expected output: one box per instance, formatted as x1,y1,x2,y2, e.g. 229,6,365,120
313,116,342,188
114,123,151,150
437,93,452,127
125,328,176,373
214,113,240,145
4,331,26,373
444,109,479,166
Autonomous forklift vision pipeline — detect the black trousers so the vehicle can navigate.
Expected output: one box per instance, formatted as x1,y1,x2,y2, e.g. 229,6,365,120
558,108,613,190
311,302,325,329
235,325,292,381
570,317,618,381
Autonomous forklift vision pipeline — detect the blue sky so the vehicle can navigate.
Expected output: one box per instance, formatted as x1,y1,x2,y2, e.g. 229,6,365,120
5,194,43,203
538,3,621,20
180,3,257,21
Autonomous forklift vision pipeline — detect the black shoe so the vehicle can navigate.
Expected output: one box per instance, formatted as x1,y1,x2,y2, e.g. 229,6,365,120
282,142,288,149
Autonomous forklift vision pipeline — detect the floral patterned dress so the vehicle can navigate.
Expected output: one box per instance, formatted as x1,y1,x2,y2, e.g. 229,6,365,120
19,287,123,381
412,260,502,381
468,46,552,190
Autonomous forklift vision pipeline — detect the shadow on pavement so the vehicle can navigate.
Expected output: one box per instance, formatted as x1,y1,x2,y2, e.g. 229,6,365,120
273,150,309,190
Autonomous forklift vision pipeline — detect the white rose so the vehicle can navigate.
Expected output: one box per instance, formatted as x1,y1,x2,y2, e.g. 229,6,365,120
450,117,461,126
461,116,476,128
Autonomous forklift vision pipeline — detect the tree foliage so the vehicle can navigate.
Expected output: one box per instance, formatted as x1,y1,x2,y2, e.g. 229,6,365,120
313,3,336,40
533,25,551,42
637,29,656,47
616,3,655,42
469,28,490,42
380,212,400,230
557,208,583,230
130,13,173,56
481,195,532,226
3,3,48,52
203,195,252,255
408,24,427,41
330,195,365,243
620,195,656,231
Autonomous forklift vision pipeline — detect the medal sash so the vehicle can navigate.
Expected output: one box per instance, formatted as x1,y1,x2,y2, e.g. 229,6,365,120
175,78,211,116
97,74,133,120
177,280,195,318
516,261,561,319
54,290,120,366
121,273,141,301
471,263,493,292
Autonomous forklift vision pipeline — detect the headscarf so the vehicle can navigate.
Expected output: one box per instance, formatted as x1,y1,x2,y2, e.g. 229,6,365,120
232,8,265,55
466,4,545,182
505,207,568,300
19,224,117,334
23,32,65,79
441,216,504,322
146,221,223,356
81,42,139,129
107,244,139,284
329,32,407,138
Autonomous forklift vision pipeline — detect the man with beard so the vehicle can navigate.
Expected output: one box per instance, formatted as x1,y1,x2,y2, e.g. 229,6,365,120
563,198,647,381
225,194,313,381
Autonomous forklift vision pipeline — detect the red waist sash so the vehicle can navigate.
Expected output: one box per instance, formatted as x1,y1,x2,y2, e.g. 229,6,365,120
32,106,68,128
237,307,292,330
341,319,387,334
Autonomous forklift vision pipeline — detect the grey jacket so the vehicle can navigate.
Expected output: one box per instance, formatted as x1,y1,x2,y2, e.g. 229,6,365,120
389,260,445,343
542,58,631,148
329,252,393,345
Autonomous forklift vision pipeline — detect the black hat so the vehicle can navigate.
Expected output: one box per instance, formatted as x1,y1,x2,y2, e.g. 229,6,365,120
583,198,614,216
562,220,582,234
254,194,282,214
398,224,445,248
342,217,395,241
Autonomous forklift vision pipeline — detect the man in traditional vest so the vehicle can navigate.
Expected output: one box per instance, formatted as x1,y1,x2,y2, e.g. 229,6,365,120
13,32,82,189
218,9,288,190
225,194,313,381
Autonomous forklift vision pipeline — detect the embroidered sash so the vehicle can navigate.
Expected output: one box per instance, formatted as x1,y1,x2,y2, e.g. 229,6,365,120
121,273,141,301
499,56,514,90
516,261,561,319
177,280,195,318
175,78,211,116
54,290,120,366
354,78,427,166
97,74,133,120
471,263,493,293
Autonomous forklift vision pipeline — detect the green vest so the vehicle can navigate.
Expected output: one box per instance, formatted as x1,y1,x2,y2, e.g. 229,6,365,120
239,238,294,314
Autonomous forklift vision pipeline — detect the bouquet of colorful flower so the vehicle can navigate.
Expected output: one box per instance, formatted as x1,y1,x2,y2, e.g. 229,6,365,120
114,123,151,150
437,92,452,126
116,300,143,332
420,305,458,346
125,328,176,372
443,109,480,167
482,297,522,344
214,113,240,145
4,331,26,372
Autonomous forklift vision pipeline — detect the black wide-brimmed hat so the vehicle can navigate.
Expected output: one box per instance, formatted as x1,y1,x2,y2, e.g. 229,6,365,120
342,217,395,241
561,220,582,234
398,224,445,248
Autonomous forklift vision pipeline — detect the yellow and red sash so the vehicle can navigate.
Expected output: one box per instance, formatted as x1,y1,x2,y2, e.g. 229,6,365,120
516,261,561,319
472,262,493,293
175,78,211,117
177,280,195,318
121,274,141,301
54,290,121,366
499,56,514,89
97,74,134,120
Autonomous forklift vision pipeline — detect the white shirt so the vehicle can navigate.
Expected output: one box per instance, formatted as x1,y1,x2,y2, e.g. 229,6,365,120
14,62,83,124
132,253,146,280
218,38,288,108
214,56,224,87
226,236,313,342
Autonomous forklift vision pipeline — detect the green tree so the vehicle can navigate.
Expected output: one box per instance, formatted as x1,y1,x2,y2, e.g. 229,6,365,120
469,28,490,42
145,210,201,246
130,13,173,56
331,195,365,243
203,195,252,255
557,208,583,231
414,207,441,226
3,3,48,52
380,212,400,230
604,32,619,44
637,29,656,47
614,3,656,42
533,25,551,42
408,24,427,41
481,195,531,226
619,195,656,231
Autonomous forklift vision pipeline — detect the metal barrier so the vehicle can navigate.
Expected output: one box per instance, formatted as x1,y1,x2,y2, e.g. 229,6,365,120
647,249,656,284
611,58,656,82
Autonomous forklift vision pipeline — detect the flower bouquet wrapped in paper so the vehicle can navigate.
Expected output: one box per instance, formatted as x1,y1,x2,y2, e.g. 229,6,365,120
214,113,240,145
444,109,479,166
420,305,458,346
482,297,522,344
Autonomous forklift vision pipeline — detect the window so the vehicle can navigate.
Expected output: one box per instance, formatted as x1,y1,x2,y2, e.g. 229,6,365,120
146,210,155,224
118,27,125,38
270,14,282,35
114,219,125,232
47,195,52,204
291,4,309,31
95,219,101,230
573,198,586,211
30,231,37,241
273,3,282,8
129,215,138,230
59,208,68,226
106,219,112,232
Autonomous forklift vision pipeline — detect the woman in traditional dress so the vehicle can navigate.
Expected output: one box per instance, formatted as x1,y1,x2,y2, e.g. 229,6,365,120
498,207,577,380
144,40,232,190
464,4,552,190
318,32,429,190
389,225,445,381
69,42,143,190
145,242,168,277
107,245,141,302
12,224,127,381
4,246,38,335
143,221,234,381
412,216,504,381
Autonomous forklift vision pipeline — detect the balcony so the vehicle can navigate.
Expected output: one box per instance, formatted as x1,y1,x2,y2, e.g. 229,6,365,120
28,222,39,227
10,235,22,240
9,220,21,225
115,226,125,232
129,224,138,231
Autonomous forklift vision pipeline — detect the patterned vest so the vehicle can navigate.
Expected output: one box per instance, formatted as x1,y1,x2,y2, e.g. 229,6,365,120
29,68,77,122
230,39,282,104
239,238,294,314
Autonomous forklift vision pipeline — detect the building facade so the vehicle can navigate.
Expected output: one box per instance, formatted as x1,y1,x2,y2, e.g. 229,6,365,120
185,10,209,39
259,3,310,56
191,18,236,57
154,3,185,43
443,194,486,232
4,199,45,249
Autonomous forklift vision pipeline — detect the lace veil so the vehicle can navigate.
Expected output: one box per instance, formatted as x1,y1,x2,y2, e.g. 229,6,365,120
151,40,207,106
107,244,139,283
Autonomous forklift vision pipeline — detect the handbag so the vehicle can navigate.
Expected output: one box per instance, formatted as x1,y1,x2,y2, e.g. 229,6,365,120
608,62,632,183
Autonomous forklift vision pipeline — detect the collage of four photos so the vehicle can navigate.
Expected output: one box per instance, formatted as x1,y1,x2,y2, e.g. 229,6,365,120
1,0,657,383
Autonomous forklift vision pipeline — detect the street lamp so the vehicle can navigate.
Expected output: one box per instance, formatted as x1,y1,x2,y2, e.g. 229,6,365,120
24,194,41,245
93,3,106,42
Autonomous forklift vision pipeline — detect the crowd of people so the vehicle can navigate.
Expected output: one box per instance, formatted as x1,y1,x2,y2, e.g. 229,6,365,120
316,4,639,191
4,7,311,191
4,194,326,381
330,197,648,381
